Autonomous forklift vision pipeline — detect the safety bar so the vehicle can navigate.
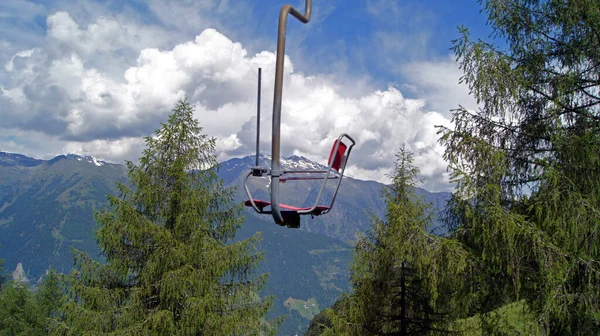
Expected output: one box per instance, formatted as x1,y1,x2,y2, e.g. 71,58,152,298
324,134,355,212
297,133,355,215
271,0,313,224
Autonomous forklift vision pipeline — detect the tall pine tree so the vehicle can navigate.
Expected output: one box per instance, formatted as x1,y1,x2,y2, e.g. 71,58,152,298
0,258,5,288
0,281,46,336
0,245,6,288
441,0,600,333
52,100,273,335
37,270,64,320
323,147,471,335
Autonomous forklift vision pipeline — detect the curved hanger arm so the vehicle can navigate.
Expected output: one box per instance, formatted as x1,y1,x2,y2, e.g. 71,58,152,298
271,0,312,225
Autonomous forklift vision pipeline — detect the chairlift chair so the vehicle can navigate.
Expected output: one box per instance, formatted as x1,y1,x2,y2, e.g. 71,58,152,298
244,133,355,228
243,0,356,228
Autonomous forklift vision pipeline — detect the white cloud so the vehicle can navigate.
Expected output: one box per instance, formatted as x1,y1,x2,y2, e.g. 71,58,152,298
61,137,147,162
4,49,36,72
401,56,478,114
46,11,171,55
1,11,458,191
144,0,252,42
367,0,396,14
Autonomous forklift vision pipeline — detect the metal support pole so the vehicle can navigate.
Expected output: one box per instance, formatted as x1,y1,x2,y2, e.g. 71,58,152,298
271,0,312,224
255,68,261,167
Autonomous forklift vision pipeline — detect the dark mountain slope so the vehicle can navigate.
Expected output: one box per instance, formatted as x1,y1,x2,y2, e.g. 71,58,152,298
0,153,127,278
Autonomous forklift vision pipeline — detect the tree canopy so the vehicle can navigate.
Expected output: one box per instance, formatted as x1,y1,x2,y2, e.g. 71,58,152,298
0,281,46,336
0,257,6,288
440,0,600,333
53,99,274,335
322,147,471,335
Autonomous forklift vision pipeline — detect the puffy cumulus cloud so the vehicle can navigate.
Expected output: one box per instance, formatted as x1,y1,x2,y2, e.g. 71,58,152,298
117,31,452,190
44,11,174,77
401,56,478,114
47,11,138,55
1,11,454,191
45,10,174,56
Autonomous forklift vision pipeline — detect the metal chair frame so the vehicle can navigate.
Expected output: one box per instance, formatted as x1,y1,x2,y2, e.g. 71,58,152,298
244,134,355,223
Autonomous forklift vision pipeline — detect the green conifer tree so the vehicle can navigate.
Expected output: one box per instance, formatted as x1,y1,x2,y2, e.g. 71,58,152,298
37,270,64,320
323,147,471,335
440,0,600,333
0,258,6,288
0,282,46,336
52,99,273,335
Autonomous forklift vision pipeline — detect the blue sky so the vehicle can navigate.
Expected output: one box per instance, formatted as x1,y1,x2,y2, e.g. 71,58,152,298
0,0,492,191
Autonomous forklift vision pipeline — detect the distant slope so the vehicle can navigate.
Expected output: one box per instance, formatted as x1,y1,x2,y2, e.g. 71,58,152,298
236,216,352,335
0,152,127,279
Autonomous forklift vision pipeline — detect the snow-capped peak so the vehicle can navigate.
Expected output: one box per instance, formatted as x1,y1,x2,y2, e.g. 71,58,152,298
280,155,329,171
220,153,331,172
87,156,105,167
65,154,106,166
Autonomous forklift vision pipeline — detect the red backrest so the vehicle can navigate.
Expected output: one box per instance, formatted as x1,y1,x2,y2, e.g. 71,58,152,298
327,140,347,171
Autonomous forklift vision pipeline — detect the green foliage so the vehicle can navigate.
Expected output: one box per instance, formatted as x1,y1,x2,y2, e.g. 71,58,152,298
455,300,536,335
305,306,333,336
323,147,471,335
37,270,64,319
0,269,63,336
441,0,600,333
53,100,274,335
0,256,6,288
0,282,46,336
283,297,320,320
0,155,126,280
305,297,351,336
0,154,357,336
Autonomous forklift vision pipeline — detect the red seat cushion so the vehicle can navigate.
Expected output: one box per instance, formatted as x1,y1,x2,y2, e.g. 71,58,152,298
328,140,347,171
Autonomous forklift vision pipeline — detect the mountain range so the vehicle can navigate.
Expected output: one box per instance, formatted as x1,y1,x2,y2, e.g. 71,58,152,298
0,151,451,334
